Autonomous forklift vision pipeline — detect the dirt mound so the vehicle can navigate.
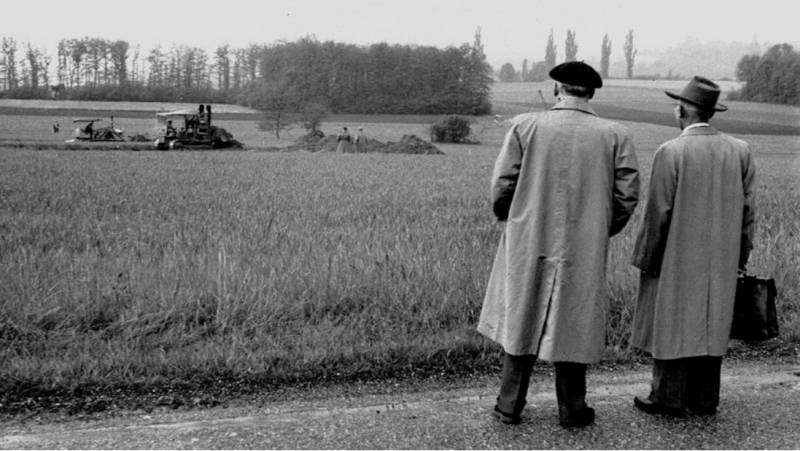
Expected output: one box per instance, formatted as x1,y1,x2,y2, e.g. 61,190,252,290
277,132,336,152
128,133,151,142
377,134,443,155
284,132,443,155
314,135,342,152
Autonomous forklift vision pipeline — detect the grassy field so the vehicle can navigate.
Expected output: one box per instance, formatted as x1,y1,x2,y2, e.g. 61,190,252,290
1,84,798,412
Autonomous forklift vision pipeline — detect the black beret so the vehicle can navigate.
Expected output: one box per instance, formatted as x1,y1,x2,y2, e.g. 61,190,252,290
549,61,603,89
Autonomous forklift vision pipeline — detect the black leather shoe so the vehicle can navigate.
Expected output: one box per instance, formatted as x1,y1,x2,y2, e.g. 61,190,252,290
687,405,717,416
634,396,688,417
492,405,522,425
559,406,595,428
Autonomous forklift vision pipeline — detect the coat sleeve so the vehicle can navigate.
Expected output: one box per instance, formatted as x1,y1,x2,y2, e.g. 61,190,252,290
490,122,524,221
632,147,677,275
610,128,640,236
739,147,756,269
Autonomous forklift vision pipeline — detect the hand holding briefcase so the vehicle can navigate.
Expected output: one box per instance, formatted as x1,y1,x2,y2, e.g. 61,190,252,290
730,273,779,341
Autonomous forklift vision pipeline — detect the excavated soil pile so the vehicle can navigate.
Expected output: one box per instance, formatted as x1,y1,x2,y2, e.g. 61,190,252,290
378,134,443,155
285,132,443,155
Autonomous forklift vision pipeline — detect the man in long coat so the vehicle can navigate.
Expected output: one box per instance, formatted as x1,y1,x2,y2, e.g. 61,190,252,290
477,61,640,428
355,127,367,153
336,126,352,153
631,76,756,416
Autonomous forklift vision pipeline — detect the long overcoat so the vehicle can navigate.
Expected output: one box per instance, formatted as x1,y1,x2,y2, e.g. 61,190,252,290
336,132,353,153
477,97,640,363
631,126,755,359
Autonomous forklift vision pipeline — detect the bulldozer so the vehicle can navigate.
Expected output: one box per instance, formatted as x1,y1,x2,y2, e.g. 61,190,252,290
154,104,242,150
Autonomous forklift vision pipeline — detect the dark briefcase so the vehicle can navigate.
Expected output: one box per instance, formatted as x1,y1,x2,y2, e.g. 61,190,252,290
730,274,779,341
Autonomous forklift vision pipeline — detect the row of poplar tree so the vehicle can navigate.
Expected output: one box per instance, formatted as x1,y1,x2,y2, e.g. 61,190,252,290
0,32,492,115
498,29,637,83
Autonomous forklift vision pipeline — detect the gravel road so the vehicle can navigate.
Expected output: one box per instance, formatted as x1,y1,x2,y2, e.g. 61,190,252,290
2,361,799,449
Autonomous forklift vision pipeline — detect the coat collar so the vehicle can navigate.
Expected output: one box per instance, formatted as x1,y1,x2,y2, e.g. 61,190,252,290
550,97,597,116
679,124,720,137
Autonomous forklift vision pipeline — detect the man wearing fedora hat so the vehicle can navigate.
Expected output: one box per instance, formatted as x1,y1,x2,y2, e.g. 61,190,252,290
477,61,640,428
631,76,756,416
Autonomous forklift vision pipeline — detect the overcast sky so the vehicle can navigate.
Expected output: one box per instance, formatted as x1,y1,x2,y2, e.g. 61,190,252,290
3,0,797,68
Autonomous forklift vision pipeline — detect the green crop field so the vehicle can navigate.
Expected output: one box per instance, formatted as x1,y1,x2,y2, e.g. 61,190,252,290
1,82,798,413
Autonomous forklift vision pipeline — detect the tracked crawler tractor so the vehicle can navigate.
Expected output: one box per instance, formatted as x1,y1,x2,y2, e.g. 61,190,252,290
154,104,242,150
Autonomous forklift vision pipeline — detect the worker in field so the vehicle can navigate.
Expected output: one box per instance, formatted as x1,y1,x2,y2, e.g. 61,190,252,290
336,126,352,153
477,61,640,428
165,120,177,138
630,76,755,417
355,127,367,153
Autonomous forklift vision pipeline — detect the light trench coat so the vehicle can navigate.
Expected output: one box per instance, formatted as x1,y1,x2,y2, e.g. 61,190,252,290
631,125,755,359
477,97,640,363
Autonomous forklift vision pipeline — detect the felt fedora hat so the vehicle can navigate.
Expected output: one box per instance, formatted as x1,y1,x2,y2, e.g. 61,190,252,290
549,61,603,89
665,76,728,112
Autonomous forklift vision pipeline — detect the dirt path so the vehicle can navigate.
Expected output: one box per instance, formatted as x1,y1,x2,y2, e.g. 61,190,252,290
2,362,799,449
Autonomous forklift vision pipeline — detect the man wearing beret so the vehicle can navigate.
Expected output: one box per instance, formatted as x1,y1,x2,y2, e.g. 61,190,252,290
477,61,640,428
631,76,756,416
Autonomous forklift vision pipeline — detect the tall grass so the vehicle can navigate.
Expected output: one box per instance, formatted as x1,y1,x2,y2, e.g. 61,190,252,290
0,148,500,393
0,129,797,399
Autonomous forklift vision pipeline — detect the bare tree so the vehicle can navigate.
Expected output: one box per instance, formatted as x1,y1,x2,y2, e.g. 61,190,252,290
109,40,129,86
56,39,68,86
147,46,167,86
25,44,40,88
215,45,231,91
2,37,18,89
69,38,87,87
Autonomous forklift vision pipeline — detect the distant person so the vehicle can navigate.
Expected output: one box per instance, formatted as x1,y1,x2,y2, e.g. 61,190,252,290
84,121,93,138
165,120,177,138
188,107,201,137
198,104,206,127
631,76,756,417
355,127,367,153
336,126,352,153
52,121,60,133
477,61,640,428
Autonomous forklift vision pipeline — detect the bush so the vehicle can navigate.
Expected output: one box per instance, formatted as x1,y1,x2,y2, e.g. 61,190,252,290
430,116,472,143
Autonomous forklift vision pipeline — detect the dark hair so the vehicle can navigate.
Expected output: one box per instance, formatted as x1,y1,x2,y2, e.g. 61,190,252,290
560,83,595,99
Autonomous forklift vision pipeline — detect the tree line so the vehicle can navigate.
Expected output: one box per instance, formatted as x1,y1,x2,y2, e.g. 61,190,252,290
0,32,492,115
498,29,637,82
731,43,800,106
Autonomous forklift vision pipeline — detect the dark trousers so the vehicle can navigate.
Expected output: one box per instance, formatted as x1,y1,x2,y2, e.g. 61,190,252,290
496,353,588,416
648,356,722,411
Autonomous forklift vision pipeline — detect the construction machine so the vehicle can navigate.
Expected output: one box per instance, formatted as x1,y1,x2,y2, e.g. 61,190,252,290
153,104,241,150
